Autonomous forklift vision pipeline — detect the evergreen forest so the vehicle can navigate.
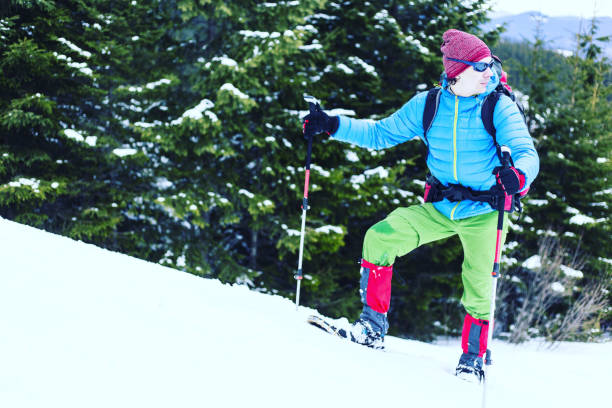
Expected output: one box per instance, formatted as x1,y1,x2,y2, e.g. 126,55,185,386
1,0,610,342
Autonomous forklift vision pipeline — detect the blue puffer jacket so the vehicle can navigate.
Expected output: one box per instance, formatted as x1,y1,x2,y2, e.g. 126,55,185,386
332,75,539,220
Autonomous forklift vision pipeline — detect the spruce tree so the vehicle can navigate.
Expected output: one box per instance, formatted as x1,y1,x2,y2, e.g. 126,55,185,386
297,0,501,338
0,0,127,244
499,19,612,337
90,0,190,258
134,0,342,287
0,0,182,256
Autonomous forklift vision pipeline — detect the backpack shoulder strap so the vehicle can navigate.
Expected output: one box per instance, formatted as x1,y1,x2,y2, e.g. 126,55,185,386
422,88,442,145
481,90,502,145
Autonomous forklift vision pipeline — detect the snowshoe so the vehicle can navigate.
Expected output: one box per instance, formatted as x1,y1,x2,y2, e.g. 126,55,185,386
307,315,384,350
455,353,485,383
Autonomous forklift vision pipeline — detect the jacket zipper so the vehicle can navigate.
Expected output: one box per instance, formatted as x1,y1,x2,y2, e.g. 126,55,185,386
453,95,459,182
450,201,460,220
450,96,461,220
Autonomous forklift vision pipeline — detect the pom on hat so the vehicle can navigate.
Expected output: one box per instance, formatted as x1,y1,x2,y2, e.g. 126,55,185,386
440,29,491,78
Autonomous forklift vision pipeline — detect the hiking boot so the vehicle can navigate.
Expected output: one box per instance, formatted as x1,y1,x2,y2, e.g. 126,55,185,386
344,318,385,350
455,353,484,383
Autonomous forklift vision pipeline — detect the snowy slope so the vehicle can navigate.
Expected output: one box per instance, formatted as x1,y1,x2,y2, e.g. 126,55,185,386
0,217,610,408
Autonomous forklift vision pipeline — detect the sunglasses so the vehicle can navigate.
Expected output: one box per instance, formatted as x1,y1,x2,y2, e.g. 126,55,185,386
446,57,494,72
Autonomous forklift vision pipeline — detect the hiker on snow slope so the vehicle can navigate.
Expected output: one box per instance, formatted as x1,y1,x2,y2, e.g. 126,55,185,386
302,29,539,380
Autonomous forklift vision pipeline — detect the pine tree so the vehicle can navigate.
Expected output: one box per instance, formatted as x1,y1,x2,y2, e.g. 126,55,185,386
498,19,612,337
521,19,611,277
90,0,190,258
0,0,182,256
295,0,501,339
133,0,343,287
0,0,126,244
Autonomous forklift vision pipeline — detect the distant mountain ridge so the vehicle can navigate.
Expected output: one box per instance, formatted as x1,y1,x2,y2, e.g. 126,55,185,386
483,12,612,58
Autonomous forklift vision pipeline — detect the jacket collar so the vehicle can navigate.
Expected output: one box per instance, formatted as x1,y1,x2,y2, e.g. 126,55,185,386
440,72,500,101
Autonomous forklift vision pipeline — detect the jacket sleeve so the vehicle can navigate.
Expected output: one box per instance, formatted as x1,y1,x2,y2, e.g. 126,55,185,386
493,96,539,190
330,92,427,150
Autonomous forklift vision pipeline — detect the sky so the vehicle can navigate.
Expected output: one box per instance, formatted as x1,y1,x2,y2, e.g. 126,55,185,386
491,0,612,18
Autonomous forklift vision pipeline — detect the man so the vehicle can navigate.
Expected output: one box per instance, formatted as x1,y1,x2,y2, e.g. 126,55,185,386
302,29,539,381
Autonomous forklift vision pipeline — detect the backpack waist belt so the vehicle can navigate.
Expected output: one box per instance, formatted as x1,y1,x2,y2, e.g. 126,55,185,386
424,173,522,213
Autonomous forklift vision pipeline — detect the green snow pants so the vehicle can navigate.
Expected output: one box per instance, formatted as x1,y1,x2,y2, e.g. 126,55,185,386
360,203,508,331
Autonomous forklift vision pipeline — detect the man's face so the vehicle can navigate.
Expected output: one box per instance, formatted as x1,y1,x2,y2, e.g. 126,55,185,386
452,57,493,97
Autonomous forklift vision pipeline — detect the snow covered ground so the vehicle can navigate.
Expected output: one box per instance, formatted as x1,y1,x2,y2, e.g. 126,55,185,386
1,217,610,408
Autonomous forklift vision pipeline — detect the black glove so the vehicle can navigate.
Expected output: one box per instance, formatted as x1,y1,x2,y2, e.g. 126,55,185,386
302,109,339,139
494,166,525,195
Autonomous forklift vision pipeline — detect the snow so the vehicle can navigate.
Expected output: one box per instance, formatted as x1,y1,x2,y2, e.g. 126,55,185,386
239,30,282,39
555,49,573,57
8,177,40,190
257,200,274,208
281,224,300,236
220,83,250,99
350,174,365,186
64,129,98,147
171,99,217,125
54,53,93,76
134,120,161,128
64,129,98,146
0,217,610,408
565,206,606,225
364,166,389,178
521,256,584,279
63,129,84,142
290,107,356,120
155,178,172,190
238,189,255,198
328,108,356,116
348,56,377,76
295,24,318,34
396,188,414,198
62,129,97,146
560,265,584,278
569,213,598,225
526,199,547,206
309,13,338,21
314,225,343,234
211,55,238,67
522,254,541,269
113,148,138,157
310,164,330,177
405,34,430,54
127,78,172,92
298,43,322,51
345,150,359,162
57,37,92,58
336,63,354,74
551,282,565,292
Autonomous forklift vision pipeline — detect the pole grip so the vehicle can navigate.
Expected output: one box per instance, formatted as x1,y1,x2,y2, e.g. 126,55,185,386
499,145,511,169
305,133,313,170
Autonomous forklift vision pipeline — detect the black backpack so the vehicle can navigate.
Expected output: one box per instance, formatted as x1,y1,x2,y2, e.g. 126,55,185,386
420,56,528,212
422,55,527,152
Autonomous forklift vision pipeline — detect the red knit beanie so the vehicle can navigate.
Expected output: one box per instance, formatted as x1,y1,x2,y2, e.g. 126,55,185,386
440,29,491,78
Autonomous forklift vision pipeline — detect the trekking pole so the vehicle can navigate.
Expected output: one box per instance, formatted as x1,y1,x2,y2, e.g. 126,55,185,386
482,145,512,407
295,95,320,310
